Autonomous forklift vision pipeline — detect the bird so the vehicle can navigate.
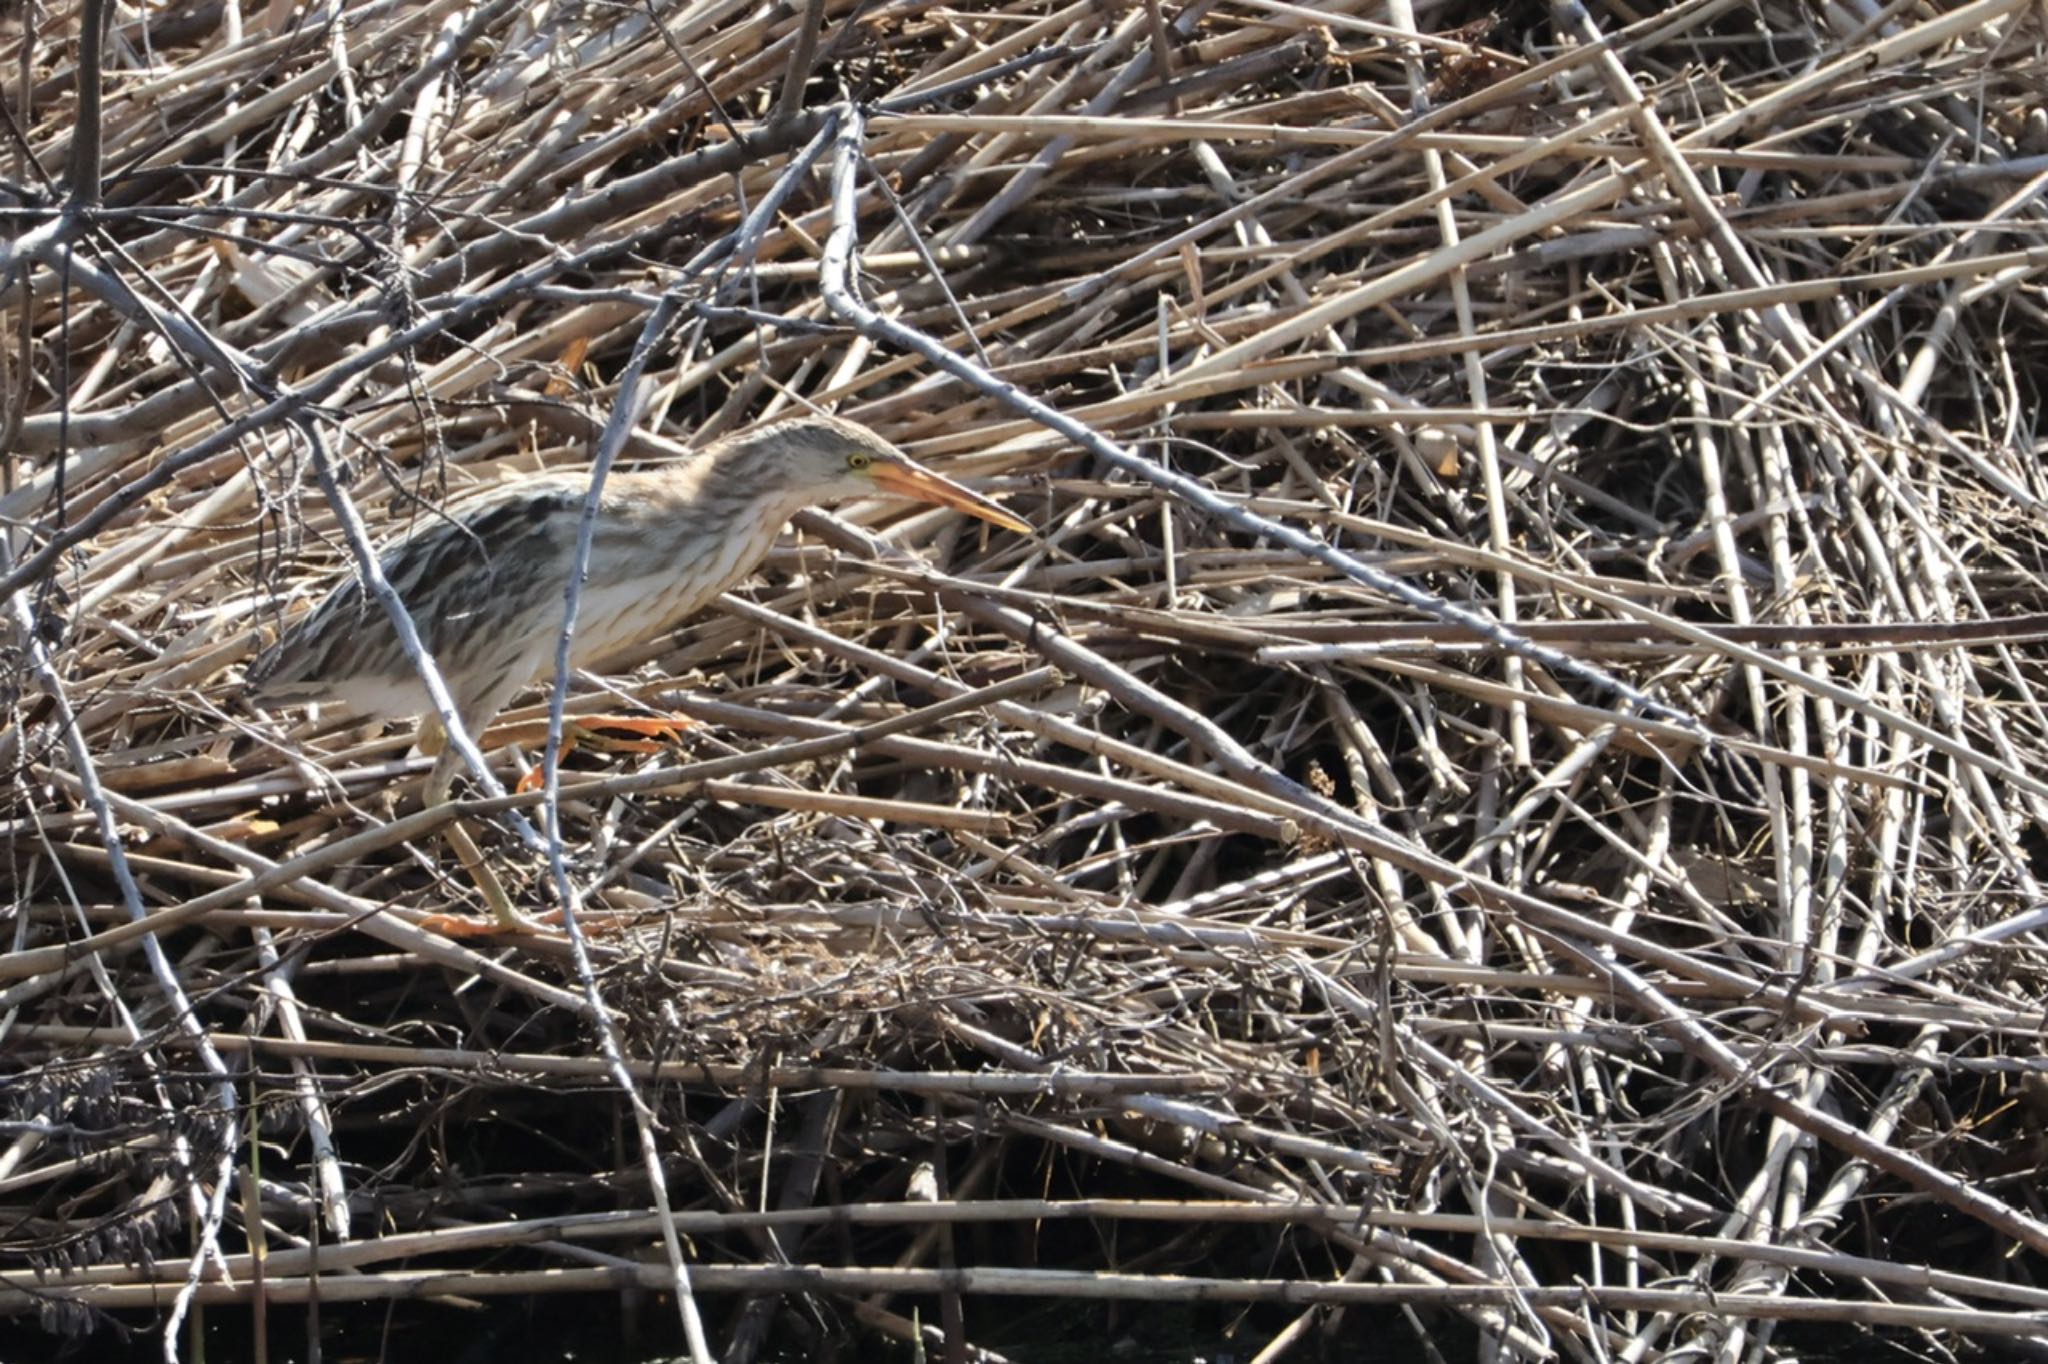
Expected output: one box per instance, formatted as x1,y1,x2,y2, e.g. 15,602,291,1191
247,412,1030,857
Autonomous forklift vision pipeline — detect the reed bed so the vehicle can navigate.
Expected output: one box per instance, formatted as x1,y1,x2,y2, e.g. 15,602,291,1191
5,0,2048,1359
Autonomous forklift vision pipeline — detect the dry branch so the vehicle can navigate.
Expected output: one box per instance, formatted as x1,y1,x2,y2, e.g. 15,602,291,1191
5,1,2048,1361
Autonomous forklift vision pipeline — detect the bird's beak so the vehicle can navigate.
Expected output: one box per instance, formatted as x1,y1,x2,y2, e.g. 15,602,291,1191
871,459,1032,535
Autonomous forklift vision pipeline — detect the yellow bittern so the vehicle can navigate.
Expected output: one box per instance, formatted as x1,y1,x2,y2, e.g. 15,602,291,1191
248,414,1029,913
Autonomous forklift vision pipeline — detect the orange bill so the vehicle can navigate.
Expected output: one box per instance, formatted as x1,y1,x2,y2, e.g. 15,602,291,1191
871,459,1032,535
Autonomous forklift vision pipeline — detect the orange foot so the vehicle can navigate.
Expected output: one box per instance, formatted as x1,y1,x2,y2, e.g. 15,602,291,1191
418,908,643,939
418,909,554,938
512,715,696,793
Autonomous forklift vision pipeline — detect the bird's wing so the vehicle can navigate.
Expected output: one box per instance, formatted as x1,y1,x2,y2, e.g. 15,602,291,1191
247,480,586,707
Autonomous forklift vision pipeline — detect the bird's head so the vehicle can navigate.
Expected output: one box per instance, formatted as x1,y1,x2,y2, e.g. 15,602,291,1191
735,414,1032,535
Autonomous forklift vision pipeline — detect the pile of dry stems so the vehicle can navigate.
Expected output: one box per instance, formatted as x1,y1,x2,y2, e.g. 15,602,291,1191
5,0,2048,1359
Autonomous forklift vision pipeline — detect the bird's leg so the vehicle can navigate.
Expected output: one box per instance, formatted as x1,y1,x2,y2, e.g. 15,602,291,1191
431,819,529,935
415,712,462,806
411,712,555,935
420,820,557,936
511,714,696,794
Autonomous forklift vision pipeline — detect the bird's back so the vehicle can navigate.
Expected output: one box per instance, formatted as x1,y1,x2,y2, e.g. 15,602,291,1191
246,459,772,722
247,478,588,719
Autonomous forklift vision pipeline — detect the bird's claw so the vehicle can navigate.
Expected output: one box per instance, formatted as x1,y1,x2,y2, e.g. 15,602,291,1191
512,714,695,793
579,714,695,749
418,908,638,939
419,909,558,938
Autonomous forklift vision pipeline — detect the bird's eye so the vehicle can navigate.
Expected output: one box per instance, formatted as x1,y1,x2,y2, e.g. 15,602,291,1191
847,451,872,471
